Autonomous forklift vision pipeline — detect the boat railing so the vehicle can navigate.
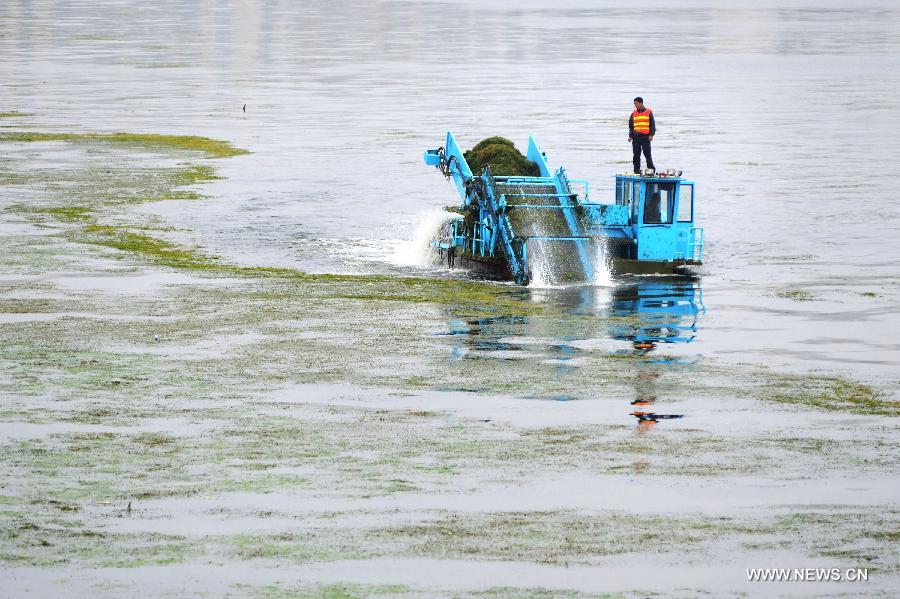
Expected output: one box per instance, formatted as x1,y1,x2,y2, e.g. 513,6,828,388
689,227,704,261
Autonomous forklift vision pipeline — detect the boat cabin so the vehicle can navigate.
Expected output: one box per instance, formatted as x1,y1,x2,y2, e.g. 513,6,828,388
613,172,703,265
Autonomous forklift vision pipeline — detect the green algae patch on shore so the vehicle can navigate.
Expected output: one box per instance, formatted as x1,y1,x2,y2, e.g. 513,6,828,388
82,224,222,271
240,583,628,599
765,374,898,416
378,511,763,566
241,584,414,599
776,288,815,301
0,132,250,158
173,164,221,185
37,206,94,222
0,514,198,568
0,111,33,118
21,206,224,271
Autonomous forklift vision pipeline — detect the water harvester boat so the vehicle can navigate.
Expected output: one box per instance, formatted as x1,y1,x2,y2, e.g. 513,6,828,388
424,132,704,284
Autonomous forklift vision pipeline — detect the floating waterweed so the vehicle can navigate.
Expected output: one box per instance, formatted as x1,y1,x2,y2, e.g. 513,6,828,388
463,137,540,177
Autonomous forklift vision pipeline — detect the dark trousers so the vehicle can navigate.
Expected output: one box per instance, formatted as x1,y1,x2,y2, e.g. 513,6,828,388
632,135,654,173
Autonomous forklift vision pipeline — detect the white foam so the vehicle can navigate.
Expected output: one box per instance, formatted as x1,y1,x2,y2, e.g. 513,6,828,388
590,235,614,287
390,208,460,268
526,240,556,289
527,237,614,289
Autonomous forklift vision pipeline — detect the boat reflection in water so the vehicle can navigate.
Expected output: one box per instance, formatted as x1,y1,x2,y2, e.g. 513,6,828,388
610,279,704,431
609,279,704,351
435,278,705,425
524,278,705,430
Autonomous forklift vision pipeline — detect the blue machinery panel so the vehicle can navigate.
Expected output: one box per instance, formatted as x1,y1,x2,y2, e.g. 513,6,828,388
425,132,703,284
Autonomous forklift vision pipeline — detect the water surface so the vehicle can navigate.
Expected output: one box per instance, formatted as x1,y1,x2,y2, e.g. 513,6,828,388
3,1,899,375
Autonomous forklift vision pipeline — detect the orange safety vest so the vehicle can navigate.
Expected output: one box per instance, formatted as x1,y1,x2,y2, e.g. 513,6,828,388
631,108,652,135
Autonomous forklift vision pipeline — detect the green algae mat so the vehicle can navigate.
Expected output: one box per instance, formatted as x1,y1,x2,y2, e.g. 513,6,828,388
1,130,898,597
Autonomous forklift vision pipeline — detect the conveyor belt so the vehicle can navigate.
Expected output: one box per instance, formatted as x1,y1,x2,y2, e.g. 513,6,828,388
491,179,592,284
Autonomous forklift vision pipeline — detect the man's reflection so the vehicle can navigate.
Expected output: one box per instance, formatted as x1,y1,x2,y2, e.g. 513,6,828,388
612,280,704,431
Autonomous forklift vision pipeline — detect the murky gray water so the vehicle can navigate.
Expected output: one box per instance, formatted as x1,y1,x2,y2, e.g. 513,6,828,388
3,0,899,380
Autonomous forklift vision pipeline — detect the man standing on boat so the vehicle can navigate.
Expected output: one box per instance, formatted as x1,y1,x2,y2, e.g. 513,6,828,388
629,97,656,174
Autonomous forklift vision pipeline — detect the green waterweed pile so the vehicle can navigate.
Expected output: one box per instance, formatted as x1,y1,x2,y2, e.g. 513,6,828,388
463,137,541,177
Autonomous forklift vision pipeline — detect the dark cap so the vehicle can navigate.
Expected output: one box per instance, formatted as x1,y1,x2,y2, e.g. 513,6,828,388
634,96,644,103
